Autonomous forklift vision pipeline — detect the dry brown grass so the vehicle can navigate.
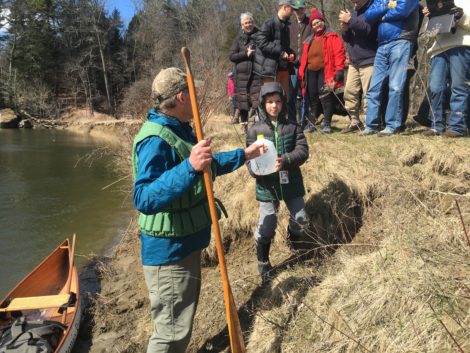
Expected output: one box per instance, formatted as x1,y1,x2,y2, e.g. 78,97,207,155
89,113,470,353
236,119,470,353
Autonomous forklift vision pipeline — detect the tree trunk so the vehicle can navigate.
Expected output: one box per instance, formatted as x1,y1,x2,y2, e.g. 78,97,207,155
94,27,113,114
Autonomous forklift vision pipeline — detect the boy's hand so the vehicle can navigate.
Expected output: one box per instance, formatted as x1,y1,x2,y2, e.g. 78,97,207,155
274,156,283,172
245,142,268,161
189,139,212,172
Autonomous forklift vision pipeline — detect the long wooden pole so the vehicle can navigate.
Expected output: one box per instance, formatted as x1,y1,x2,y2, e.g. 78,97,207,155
181,47,245,353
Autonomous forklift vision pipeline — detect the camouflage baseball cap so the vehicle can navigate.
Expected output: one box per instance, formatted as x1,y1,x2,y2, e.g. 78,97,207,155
293,0,306,8
151,67,188,103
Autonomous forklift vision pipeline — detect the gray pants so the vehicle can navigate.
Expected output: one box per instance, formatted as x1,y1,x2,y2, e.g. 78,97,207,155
254,197,306,245
143,250,202,353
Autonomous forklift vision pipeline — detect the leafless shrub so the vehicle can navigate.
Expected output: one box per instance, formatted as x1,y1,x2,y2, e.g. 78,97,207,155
118,77,153,119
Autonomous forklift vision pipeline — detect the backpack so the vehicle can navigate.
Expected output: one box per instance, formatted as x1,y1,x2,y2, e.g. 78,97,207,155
0,317,65,353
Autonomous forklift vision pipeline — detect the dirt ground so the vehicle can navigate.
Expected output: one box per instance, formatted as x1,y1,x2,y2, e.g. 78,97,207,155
78,224,304,353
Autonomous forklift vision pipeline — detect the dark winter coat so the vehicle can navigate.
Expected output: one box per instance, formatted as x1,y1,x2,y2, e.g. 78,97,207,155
246,83,308,202
253,16,296,78
229,28,261,111
342,0,378,67
289,14,313,64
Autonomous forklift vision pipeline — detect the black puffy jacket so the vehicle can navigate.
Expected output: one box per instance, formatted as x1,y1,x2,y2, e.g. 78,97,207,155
253,16,296,79
229,28,261,111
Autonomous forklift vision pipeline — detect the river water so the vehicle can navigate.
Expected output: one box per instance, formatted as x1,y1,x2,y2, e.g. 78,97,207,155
0,129,134,298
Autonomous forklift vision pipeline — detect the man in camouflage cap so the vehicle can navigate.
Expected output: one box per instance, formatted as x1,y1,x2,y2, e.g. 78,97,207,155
132,67,265,353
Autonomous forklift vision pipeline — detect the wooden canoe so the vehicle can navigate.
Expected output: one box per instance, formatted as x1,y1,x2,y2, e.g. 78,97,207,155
0,236,81,353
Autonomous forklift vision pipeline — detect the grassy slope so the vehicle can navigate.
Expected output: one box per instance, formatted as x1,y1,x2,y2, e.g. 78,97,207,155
89,114,469,353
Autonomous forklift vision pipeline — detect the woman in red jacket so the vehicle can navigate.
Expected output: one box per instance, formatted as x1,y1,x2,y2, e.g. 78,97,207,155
299,9,346,133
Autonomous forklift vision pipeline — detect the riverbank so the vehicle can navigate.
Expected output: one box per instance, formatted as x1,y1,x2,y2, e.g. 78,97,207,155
75,112,469,353
59,109,142,145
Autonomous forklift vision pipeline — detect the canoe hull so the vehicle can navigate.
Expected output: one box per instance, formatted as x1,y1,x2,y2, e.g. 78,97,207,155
0,238,81,353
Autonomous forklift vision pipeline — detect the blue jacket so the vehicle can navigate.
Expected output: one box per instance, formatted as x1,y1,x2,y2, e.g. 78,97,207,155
133,109,246,265
365,0,419,46
342,0,378,67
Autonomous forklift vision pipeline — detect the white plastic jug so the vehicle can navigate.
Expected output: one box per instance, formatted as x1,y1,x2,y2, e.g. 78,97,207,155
250,134,277,175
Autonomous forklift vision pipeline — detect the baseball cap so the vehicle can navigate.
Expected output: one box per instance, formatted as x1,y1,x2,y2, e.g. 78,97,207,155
278,0,299,9
151,67,188,103
293,0,306,8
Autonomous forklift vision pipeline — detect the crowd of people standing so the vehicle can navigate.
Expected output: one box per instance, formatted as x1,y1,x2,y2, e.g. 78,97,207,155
229,0,470,137
131,1,469,352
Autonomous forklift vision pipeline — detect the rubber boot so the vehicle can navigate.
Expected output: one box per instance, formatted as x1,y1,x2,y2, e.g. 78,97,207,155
319,93,334,133
256,241,272,285
306,97,322,130
286,226,301,253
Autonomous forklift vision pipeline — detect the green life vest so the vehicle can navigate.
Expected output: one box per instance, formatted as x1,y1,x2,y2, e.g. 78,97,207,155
132,121,223,238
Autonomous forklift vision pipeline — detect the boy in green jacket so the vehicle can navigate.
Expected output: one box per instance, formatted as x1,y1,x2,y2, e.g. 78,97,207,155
246,82,309,284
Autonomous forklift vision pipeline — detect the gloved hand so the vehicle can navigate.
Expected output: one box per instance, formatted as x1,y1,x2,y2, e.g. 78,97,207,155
335,70,345,83
450,7,464,20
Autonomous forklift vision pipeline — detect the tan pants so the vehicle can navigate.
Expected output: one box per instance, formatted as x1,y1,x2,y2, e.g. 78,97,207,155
143,251,201,353
344,64,374,125
262,70,290,96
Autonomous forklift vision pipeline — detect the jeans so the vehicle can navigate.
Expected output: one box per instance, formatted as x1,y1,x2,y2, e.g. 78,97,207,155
143,251,201,353
288,64,309,127
254,196,307,245
428,46,470,134
365,39,413,131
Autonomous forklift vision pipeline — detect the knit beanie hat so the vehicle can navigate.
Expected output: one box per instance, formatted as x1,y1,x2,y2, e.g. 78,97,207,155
309,8,325,24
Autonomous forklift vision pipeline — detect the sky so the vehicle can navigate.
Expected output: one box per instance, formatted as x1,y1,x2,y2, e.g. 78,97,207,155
105,0,137,28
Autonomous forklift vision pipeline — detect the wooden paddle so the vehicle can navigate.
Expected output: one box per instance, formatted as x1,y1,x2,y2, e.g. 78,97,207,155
61,233,76,324
181,47,245,353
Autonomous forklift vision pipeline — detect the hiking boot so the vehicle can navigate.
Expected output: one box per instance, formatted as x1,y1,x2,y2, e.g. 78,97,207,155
286,230,302,254
240,122,248,133
422,129,441,136
377,127,398,137
258,261,273,285
442,130,464,138
341,123,361,134
359,127,378,136
256,241,272,285
320,125,332,134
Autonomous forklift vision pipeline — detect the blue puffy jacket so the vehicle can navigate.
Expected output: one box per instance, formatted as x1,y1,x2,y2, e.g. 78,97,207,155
365,0,420,45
